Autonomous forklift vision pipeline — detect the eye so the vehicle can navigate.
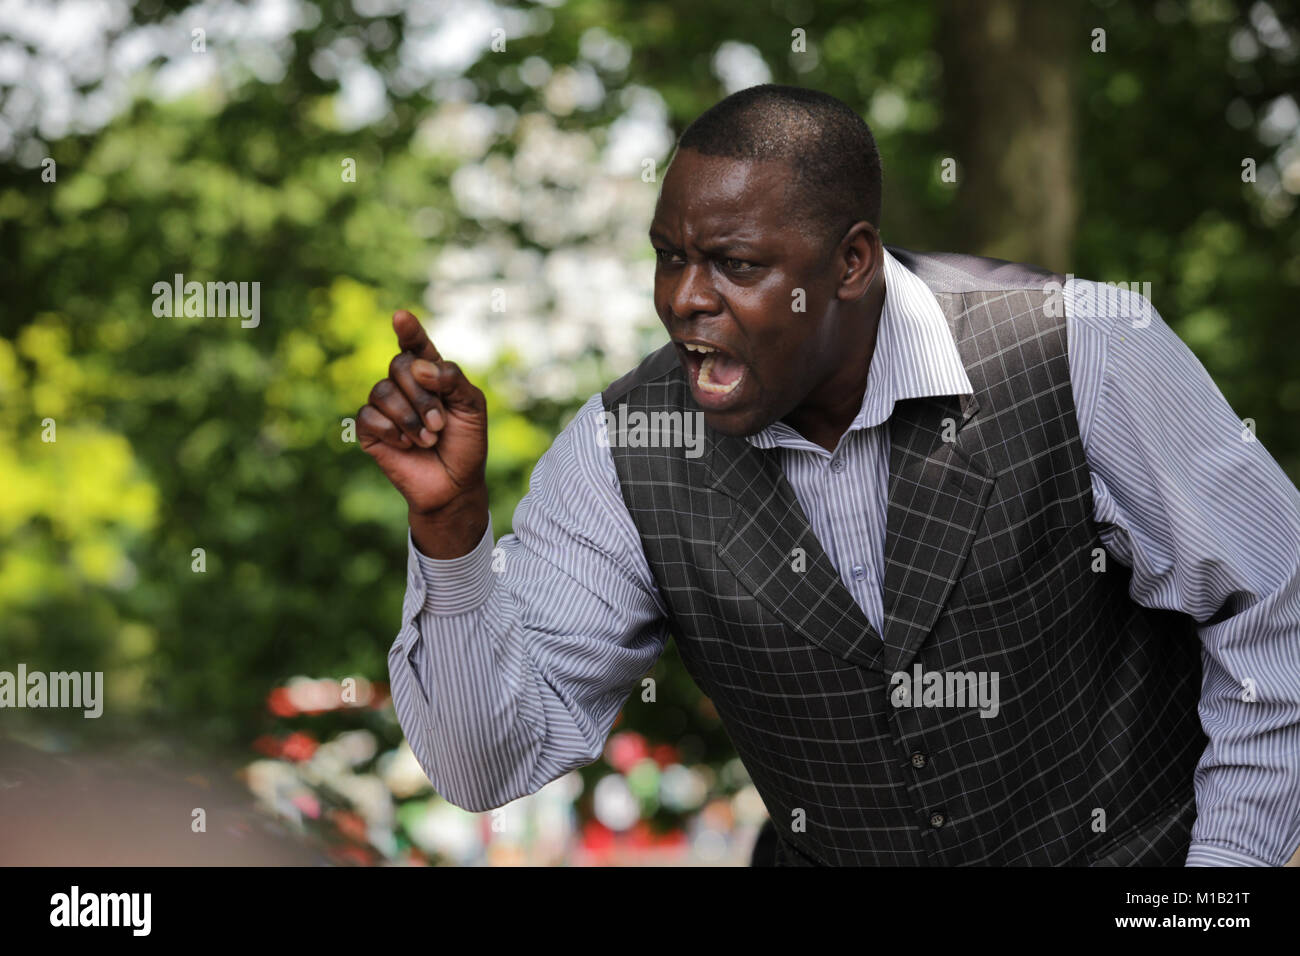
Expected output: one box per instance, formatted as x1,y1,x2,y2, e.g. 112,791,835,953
722,257,756,272
654,247,683,265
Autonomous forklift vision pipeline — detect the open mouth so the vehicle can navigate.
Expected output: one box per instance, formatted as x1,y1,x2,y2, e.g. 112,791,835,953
679,341,747,400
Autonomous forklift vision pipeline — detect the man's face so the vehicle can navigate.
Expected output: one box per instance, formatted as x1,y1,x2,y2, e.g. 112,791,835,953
648,148,854,437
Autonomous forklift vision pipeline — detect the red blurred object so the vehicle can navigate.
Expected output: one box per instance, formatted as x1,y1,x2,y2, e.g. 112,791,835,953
654,828,687,847
330,809,369,844
267,686,297,717
369,682,391,709
330,844,376,866
628,821,655,848
251,734,282,758
290,792,321,819
605,731,648,772
280,731,318,762
582,820,615,852
650,743,678,767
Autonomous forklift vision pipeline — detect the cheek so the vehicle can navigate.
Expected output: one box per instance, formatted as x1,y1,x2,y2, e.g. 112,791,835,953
651,281,669,320
748,342,803,400
737,311,817,377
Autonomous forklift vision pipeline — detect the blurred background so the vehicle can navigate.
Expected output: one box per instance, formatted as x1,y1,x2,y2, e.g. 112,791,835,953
1,0,1298,866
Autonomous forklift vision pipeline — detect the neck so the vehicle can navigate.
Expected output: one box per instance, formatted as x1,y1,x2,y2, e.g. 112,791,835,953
782,281,886,453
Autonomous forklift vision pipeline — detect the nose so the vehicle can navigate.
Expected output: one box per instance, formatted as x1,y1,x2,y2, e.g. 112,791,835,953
666,260,722,323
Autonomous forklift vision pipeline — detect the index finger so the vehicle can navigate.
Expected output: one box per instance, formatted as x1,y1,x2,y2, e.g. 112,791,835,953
392,310,441,362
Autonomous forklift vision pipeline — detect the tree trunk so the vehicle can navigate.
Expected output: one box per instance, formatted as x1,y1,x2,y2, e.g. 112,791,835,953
938,0,1079,272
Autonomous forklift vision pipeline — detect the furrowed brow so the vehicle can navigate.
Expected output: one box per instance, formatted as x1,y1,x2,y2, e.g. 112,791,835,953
697,238,763,257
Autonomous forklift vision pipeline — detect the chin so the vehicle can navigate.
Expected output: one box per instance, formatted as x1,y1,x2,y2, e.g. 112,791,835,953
700,407,772,439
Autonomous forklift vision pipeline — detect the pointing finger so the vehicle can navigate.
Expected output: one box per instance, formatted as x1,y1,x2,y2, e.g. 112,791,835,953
392,310,441,363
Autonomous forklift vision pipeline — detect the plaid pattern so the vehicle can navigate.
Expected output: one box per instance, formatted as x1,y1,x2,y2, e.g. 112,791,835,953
602,251,1206,866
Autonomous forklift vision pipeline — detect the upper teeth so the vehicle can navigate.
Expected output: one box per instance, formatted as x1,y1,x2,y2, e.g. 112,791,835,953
684,343,716,353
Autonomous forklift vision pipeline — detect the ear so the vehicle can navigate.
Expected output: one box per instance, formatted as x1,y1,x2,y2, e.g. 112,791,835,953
836,221,882,301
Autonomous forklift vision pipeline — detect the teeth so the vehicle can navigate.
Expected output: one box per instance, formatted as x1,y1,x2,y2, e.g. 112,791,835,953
684,343,716,353
697,353,743,395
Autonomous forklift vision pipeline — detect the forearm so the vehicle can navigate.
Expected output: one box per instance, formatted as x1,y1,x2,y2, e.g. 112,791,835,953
1186,573,1300,866
387,526,546,811
387,392,670,811
388,524,667,812
389,598,554,812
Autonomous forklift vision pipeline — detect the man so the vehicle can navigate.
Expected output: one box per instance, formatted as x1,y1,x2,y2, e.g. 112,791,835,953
359,85,1300,866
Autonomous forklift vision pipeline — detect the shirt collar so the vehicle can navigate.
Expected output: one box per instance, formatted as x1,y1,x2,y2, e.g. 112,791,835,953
746,245,974,450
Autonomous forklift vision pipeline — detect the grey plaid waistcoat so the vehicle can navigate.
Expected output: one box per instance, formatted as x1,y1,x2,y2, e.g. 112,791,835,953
601,247,1206,866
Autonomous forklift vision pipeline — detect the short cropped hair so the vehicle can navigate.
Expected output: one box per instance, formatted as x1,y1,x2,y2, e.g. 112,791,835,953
675,84,883,254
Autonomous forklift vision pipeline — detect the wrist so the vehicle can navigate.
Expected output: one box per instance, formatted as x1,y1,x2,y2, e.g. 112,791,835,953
409,487,489,559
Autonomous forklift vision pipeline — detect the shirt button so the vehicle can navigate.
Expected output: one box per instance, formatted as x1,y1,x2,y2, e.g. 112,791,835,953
910,752,927,769
929,812,946,829
852,564,866,580
830,457,846,473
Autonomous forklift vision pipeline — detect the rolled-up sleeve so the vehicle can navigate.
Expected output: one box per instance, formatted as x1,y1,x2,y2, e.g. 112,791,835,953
1068,280,1300,867
387,393,670,812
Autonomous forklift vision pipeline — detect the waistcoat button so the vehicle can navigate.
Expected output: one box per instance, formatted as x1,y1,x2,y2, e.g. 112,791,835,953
929,812,946,828
911,752,927,769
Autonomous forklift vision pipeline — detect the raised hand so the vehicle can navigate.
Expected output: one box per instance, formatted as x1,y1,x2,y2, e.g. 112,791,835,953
357,310,489,556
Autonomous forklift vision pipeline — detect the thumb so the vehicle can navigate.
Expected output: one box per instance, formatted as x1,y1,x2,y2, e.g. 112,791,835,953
358,430,410,473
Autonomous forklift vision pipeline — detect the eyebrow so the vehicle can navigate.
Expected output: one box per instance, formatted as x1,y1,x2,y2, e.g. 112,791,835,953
648,229,765,255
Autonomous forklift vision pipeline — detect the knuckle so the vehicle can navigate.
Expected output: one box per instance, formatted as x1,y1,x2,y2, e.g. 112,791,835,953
358,406,389,432
409,388,437,411
369,379,395,403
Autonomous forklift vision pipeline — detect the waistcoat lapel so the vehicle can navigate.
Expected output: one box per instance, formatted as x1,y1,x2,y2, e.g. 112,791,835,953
879,291,994,674
707,431,890,673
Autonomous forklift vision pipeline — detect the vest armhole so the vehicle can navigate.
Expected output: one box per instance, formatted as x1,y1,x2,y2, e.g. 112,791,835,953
601,343,679,409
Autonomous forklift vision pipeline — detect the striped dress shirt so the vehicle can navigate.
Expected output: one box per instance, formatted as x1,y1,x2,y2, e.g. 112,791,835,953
388,246,1300,866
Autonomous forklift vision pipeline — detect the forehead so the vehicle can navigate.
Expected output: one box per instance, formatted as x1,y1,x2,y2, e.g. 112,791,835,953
652,150,797,236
